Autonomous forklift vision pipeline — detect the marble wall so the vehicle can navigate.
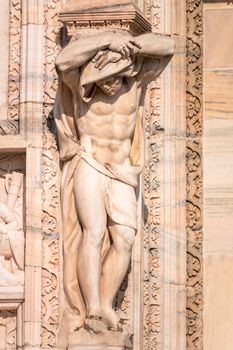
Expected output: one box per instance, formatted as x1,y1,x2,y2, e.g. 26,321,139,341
203,2,233,349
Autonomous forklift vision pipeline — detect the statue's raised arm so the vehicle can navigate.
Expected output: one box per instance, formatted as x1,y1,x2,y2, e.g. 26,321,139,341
55,31,174,75
55,31,140,73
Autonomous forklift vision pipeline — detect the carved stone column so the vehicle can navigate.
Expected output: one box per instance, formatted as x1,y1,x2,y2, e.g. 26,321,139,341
20,1,45,349
142,1,188,349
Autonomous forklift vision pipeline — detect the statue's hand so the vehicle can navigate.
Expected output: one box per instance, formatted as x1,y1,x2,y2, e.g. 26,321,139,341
92,50,122,70
108,36,141,59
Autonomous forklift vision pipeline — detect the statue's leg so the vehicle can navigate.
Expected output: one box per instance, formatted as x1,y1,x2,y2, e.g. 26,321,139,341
73,160,107,319
101,221,135,329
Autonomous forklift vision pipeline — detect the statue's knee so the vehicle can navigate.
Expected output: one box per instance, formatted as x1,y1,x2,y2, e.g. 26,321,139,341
124,235,135,252
116,230,135,252
83,228,105,248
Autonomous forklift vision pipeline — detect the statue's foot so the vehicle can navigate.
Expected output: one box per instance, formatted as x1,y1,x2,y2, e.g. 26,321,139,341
102,308,122,331
68,311,85,333
84,315,107,334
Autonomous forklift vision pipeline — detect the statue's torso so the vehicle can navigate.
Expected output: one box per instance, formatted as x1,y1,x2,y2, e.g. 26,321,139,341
76,78,141,165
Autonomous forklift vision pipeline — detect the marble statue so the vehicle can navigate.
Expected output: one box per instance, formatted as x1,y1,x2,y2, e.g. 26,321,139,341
0,171,24,286
55,30,174,333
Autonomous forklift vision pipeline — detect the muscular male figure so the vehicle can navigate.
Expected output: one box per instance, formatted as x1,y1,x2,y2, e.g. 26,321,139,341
55,30,174,330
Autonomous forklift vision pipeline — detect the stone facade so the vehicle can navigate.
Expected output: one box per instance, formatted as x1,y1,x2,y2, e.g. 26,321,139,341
0,0,232,349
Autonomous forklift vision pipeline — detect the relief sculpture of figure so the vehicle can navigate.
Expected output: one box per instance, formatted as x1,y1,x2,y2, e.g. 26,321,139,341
0,171,24,286
55,30,174,333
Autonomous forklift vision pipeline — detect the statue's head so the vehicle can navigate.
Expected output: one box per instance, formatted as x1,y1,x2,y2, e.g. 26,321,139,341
96,76,123,96
79,56,131,101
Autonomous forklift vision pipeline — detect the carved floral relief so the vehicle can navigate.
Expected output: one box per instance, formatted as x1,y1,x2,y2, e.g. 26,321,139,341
186,0,203,348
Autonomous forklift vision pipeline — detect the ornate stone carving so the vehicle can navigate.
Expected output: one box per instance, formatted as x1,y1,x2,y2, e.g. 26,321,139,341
41,102,60,348
142,1,162,348
8,0,21,126
0,164,24,286
54,2,174,346
0,310,17,350
186,0,203,348
0,156,25,350
0,0,21,135
41,1,62,347
143,78,162,350
144,0,161,33
41,268,59,347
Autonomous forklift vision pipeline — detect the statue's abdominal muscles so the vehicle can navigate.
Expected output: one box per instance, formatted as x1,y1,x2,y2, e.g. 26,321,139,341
77,79,140,165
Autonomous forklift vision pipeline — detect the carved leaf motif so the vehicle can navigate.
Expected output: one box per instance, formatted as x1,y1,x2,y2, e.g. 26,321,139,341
187,202,201,230
43,239,59,267
41,268,59,324
187,93,201,120
187,0,202,12
41,324,57,347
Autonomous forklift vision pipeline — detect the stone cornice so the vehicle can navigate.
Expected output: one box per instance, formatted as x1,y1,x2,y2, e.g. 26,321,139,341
59,0,151,35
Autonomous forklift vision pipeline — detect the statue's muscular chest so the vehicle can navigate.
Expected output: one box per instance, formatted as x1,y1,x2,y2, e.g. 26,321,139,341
78,81,139,140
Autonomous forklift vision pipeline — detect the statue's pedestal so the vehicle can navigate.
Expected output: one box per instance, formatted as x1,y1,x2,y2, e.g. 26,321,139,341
57,309,133,350
0,285,24,301
65,328,131,350
69,346,123,350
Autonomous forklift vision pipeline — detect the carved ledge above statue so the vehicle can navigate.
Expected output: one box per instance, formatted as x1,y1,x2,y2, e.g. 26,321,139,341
59,0,151,37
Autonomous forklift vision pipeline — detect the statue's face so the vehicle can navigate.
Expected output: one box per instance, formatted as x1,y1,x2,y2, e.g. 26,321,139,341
96,76,122,96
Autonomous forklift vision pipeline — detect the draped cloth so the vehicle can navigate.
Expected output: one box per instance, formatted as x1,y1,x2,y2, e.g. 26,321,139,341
54,57,145,321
